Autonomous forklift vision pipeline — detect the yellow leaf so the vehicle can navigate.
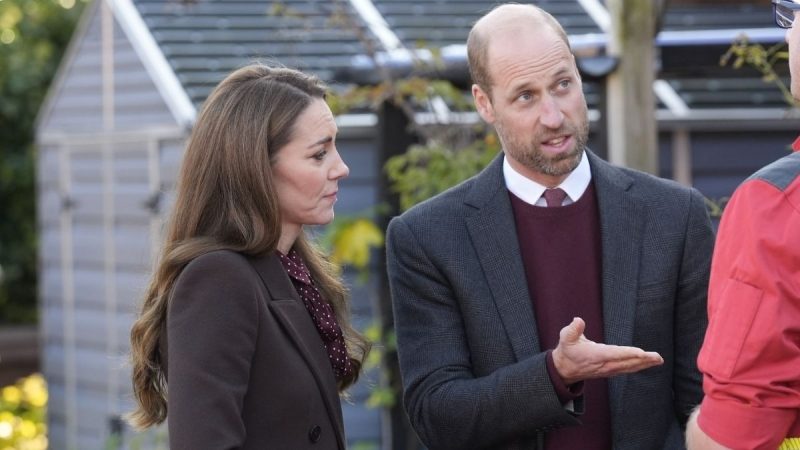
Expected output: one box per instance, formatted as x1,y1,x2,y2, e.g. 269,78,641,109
331,219,384,269
1,387,20,405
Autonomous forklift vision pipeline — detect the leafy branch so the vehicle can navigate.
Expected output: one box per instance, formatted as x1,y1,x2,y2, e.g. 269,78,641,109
720,35,797,107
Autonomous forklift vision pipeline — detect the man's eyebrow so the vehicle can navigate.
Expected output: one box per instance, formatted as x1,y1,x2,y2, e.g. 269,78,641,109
552,66,572,78
507,66,573,93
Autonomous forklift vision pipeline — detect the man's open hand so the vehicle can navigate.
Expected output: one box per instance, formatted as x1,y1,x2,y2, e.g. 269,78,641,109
552,317,664,386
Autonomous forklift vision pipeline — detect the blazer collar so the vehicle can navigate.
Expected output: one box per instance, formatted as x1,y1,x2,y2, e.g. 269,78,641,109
248,252,346,449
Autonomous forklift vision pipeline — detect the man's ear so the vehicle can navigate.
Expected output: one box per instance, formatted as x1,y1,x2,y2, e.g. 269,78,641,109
571,54,583,84
472,84,495,124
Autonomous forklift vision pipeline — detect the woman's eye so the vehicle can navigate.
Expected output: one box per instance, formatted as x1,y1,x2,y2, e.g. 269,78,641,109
313,150,327,161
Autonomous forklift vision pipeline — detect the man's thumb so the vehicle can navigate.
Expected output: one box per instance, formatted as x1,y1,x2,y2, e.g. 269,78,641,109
562,317,585,342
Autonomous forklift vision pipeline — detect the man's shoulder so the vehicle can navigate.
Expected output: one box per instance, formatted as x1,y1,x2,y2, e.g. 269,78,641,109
746,151,800,192
593,155,696,201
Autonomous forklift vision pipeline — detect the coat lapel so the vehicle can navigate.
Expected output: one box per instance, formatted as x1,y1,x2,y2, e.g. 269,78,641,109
464,155,541,360
248,253,346,450
587,152,644,417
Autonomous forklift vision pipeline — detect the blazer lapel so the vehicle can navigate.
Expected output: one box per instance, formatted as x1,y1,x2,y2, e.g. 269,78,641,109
248,253,346,450
464,155,541,360
587,152,644,418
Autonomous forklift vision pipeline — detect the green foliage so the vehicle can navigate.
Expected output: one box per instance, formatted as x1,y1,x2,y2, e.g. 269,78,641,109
327,77,473,116
0,373,47,449
350,441,380,450
0,0,87,323
361,321,396,409
720,36,796,107
110,426,168,450
385,132,500,212
704,196,730,219
320,210,386,282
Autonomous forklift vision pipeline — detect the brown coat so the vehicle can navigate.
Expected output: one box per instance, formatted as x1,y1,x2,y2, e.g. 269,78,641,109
160,250,345,449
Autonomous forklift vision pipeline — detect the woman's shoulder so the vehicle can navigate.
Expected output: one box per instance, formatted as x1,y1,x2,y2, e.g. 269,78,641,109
186,249,249,269
175,250,260,293
170,250,266,321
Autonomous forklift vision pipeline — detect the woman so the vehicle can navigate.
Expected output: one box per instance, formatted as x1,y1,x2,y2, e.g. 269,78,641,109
128,64,370,449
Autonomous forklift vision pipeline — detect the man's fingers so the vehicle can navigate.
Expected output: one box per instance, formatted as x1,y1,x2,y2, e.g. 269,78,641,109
598,356,664,376
603,346,662,363
591,348,664,376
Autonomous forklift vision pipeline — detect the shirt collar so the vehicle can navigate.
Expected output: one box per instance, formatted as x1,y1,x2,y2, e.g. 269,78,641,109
503,151,592,206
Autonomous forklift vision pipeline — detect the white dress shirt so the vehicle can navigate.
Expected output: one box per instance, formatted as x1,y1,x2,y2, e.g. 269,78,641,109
503,151,592,207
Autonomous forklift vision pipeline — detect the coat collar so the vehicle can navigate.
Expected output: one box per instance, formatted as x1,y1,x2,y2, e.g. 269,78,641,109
247,252,346,449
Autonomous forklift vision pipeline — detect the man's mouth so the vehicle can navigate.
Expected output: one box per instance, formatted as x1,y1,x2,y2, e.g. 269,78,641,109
540,135,572,153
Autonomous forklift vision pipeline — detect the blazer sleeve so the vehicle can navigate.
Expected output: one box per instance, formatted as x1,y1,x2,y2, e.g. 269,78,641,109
672,187,714,423
387,216,580,450
166,251,259,450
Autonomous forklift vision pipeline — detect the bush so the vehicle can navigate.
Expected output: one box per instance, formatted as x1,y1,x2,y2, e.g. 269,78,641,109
0,373,47,450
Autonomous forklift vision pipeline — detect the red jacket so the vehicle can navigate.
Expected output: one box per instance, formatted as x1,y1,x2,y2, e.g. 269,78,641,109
697,139,800,450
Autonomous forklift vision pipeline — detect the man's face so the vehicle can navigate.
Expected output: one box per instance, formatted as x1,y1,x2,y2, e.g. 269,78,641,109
472,25,589,187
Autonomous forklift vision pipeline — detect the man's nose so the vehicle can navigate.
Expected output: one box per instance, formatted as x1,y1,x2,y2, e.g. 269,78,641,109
539,95,565,129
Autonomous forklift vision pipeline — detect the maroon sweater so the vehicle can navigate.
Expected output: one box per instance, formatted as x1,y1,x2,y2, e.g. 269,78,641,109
509,182,612,450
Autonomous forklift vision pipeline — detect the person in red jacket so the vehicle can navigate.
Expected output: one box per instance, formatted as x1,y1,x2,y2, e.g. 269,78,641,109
686,1,800,449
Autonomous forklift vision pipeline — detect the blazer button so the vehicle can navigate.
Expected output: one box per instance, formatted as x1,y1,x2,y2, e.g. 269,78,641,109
308,425,322,443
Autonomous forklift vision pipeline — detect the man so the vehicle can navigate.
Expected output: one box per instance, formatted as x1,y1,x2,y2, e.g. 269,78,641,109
686,1,800,449
385,4,714,450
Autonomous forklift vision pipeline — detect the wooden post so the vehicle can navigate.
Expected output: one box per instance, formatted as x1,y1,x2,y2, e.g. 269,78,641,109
376,101,424,450
606,0,660,174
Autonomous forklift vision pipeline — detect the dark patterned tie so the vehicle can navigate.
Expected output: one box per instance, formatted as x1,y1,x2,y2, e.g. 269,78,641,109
543,188,568,207
278,249,354,381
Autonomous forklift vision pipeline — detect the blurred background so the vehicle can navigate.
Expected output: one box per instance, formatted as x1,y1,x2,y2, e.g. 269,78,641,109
0,0,796,448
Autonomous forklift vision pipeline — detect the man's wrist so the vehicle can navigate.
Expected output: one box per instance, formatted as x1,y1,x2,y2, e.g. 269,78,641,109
546,350,583,402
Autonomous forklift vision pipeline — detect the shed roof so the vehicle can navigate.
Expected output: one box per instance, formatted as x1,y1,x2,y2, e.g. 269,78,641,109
119,0,793,124
133,0,381,107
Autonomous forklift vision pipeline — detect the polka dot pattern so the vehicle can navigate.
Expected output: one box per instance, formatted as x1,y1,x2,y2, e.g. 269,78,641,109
277,249,354,381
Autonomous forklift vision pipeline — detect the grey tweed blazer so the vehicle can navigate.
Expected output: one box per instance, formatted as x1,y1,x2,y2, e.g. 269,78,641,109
386,151,714,450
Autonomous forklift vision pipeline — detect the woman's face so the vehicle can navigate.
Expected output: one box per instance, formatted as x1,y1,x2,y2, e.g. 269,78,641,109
272,98,349,234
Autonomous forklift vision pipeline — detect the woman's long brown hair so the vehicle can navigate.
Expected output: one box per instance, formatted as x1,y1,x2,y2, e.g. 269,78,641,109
128,64,370,429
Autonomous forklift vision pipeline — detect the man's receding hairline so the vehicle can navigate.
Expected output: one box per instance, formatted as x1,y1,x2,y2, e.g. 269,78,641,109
474,6,569,53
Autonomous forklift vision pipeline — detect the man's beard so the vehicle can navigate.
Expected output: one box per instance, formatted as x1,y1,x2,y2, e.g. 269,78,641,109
497,109,589,177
